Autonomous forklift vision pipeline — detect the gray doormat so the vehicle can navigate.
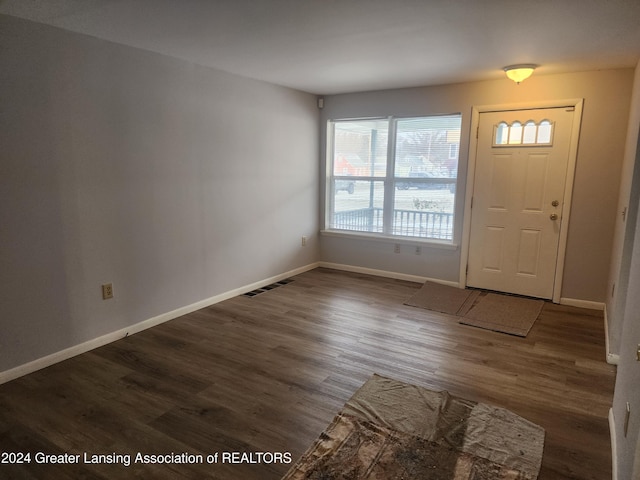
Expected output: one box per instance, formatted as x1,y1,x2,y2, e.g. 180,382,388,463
460,293,544,337
404,281,481,316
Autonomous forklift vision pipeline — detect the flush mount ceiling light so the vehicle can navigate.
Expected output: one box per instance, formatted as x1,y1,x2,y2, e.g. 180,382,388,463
503,64,537,84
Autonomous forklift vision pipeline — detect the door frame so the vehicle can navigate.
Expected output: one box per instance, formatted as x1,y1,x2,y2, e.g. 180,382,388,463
460,99,584,303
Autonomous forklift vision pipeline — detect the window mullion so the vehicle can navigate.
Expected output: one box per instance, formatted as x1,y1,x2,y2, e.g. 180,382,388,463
383,117,397,236
325,121,336,230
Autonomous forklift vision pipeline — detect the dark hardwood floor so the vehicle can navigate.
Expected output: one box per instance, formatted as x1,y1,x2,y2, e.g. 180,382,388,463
0,268,616,479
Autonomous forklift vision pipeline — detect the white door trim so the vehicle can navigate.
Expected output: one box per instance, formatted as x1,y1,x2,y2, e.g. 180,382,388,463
460,99,584,303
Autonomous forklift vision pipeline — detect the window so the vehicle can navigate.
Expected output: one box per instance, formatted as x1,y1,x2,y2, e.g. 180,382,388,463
494,120,554,146
326,114,462,241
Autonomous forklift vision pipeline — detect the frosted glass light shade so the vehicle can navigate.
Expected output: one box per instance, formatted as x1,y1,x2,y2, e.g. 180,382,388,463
504,64,537,84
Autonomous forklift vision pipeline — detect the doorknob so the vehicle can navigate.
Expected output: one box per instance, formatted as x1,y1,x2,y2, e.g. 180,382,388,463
550,213,558,221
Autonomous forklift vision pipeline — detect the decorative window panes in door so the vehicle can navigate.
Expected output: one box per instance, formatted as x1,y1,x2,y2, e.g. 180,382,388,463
494,120,554,147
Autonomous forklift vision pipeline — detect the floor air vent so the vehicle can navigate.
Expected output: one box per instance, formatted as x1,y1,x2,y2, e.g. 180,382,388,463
243,278,294,297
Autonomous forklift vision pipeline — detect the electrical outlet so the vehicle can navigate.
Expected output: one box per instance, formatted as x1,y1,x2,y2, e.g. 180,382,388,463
102,283,114,300
394,244,401,254
301,236,307,247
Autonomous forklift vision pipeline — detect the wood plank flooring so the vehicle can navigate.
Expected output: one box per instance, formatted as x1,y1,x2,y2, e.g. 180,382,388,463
0,268,616,479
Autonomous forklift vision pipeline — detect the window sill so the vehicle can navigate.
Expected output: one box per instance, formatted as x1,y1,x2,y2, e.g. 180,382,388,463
320,229,459,250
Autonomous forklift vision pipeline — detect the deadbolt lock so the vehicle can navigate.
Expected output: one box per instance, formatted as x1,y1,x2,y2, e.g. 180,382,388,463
552,200,559,207
550,213,558,221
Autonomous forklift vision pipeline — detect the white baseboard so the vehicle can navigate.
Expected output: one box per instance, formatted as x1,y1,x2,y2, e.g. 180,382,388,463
0,262,320,386
607,353,621,366
559,297,605,311
318,262,461,288
610,408,618,480
0,262,610,385
603,305,620,365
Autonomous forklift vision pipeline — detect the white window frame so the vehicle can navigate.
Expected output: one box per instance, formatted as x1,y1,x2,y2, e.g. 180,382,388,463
324,114,461,244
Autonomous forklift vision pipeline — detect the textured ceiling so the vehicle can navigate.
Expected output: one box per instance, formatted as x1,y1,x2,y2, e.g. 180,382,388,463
2,0,639,94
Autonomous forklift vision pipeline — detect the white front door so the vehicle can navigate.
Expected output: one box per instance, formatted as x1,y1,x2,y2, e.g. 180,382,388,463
467,107,575,299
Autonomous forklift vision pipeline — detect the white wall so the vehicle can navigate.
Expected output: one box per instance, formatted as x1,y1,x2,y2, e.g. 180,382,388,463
607,61,640,359
612,151,640,477
0,15,320,375
610,61,640,480
320,69,634,302
611,125,640,479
